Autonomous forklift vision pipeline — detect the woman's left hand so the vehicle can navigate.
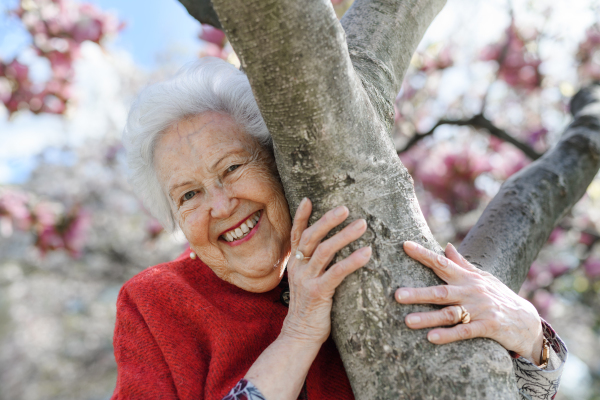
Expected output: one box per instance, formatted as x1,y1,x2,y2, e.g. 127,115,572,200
396,241,545,365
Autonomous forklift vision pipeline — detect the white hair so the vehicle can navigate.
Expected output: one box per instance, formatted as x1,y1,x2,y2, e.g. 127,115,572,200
123,57,272,232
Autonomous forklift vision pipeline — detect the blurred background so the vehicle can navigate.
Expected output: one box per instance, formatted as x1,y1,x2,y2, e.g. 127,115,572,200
0,0,599,398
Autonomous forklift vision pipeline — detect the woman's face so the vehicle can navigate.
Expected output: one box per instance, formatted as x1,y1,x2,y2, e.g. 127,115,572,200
154,112,292,293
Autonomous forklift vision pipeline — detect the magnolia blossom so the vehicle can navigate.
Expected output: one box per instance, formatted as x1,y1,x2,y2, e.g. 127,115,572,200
577,25,600,82
0,189,90,257
0,0,121,115
481,22,542,91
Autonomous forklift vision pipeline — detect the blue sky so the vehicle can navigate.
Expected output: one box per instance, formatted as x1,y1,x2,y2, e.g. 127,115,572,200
0,0,202,69
88,0,202,69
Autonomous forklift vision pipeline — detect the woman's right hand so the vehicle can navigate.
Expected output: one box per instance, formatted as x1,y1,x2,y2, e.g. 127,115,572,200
281,198,371,346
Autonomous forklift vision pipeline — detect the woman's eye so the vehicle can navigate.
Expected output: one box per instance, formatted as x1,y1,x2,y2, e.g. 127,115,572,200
183,191,196,201
227,164,240,173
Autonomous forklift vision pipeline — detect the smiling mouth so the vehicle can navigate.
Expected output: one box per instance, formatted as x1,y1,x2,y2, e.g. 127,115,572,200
221,211,261,242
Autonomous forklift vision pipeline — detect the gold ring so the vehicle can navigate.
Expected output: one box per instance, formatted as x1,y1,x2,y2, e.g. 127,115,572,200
459,306,471,324
295,250,310,261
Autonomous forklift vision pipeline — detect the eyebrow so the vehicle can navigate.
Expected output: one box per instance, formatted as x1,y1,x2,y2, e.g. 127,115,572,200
210,154,230,172
168,180,195,200
209,149,246,172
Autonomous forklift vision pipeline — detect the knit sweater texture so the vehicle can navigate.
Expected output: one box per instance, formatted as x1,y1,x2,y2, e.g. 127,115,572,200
111,249,354,400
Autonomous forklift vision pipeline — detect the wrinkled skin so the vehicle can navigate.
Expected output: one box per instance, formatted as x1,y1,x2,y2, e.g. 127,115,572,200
154,112,292,293
397,241,544,364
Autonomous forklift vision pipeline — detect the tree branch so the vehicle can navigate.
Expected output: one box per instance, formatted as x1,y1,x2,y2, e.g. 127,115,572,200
397,113,543,160
341,0,447,131
178,0,221,29
459,83,600,293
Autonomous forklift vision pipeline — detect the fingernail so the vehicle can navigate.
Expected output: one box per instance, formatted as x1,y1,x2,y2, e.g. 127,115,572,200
407,315,421,324
396,289,409,300
404,241,417,251
300,197,308,206
359,246,371,258
334,206,347,217
428,333,440,342
353,219,366,230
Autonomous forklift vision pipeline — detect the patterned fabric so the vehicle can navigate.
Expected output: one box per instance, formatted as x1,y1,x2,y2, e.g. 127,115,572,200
226,321,567,400
223,380,266,400
224,380,308,400
512,320,567,400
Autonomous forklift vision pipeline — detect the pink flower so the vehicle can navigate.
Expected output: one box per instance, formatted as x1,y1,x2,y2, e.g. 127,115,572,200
199,25,226,47
33,204,91,257
72,17,103,43
0,190,32,230
36,225,65,254
481,22,542,91
404,144,492,213
5,60,29,82
584,258,600,278
61,207,91,257
531,289,554,318
147,219,164,240
579,232,597,246
577,25,600,81
490,143,530,180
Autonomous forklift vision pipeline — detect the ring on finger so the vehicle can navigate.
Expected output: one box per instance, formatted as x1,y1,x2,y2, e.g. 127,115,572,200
458,305,471,324
295,250,311,261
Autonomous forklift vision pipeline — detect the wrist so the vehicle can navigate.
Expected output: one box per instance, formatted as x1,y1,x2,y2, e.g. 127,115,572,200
278,327,327,351
521,326,545,365
280,317,329,348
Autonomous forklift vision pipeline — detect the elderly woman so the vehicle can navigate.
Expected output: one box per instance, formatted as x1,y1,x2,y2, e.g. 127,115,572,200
112,58,566,400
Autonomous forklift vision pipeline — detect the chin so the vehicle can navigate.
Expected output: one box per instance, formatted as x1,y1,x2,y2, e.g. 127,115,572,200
238,273,283,293
237,257,288,293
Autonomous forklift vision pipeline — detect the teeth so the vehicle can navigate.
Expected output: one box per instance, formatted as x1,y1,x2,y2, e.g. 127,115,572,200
222,211,261,242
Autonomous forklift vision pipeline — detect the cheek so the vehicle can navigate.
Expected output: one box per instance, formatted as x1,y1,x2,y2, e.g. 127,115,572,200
270,189,291,239
235,164,291,239
178,207,210,246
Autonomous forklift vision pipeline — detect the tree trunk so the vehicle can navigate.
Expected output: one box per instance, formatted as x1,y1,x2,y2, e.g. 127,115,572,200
179,0,600,398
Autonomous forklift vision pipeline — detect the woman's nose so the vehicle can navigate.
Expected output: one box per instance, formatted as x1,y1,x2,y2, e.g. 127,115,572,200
207,186,237,219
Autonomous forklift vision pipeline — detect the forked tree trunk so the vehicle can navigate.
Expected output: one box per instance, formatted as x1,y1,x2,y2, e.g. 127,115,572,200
179,0,600,398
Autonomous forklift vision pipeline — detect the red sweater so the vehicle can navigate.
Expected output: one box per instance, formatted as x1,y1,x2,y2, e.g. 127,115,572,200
111,249,355,400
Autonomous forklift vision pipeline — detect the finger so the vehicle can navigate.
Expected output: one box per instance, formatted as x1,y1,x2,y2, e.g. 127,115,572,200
395,285,462,305
444,243,480,273
321,246,371,289
403,241,465,283
307,219,367,276
291,198,311,250
427,320,488,345
297,205,349,257
405,305,464,329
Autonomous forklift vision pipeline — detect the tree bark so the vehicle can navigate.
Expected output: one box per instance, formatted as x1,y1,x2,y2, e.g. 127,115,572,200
178,0,600,397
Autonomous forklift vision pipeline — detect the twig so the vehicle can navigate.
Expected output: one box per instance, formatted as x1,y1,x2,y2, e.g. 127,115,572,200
397,113,543,160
